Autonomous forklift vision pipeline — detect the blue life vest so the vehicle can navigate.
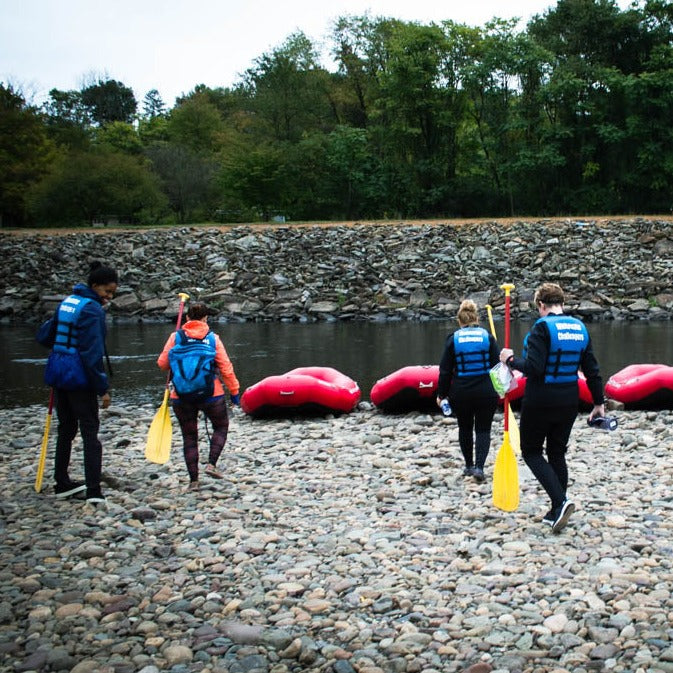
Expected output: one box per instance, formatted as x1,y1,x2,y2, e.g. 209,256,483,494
538,314,588,384
168,329,217,402
454,326,490,377
44,295,93,390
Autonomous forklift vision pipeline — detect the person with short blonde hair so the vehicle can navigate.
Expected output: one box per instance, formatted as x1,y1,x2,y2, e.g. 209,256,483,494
436,299,499,482
500,282,605,533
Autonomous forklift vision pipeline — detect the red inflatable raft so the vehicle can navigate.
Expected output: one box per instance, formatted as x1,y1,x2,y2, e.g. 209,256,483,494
605,364,673,409
370,365,439,413
241,366,361,417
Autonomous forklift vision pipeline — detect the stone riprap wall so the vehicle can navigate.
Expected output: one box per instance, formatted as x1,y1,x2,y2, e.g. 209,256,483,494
2,218,673,324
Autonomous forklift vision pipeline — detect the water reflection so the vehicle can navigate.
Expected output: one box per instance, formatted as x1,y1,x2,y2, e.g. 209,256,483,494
3,320,673,409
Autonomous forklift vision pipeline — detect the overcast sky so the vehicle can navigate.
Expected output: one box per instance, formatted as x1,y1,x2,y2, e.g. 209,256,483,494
2,0,635,108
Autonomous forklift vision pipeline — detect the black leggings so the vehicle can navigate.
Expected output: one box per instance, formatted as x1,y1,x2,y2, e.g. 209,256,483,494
451,397,498,469
520,402,577,509
173,396,230,481
54,388,102,491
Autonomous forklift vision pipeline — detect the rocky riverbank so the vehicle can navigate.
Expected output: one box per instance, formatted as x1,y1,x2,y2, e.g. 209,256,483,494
2,217,673,324
1,402,672,673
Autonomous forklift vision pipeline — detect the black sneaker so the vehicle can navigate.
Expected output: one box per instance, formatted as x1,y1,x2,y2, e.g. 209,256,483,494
472,468,485,483
542,509,555,526
55,481,86,499
462,467,475,477
551,499,575,534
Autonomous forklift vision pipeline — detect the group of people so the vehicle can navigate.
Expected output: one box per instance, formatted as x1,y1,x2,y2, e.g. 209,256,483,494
36,262,241,503
436,283,605,533
38,265,605,534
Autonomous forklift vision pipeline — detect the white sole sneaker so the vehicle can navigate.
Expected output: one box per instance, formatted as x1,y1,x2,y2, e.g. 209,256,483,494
552,500,575,533
55,484,87,499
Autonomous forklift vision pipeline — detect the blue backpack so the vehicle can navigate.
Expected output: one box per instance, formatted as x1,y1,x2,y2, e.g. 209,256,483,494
168,329,217,402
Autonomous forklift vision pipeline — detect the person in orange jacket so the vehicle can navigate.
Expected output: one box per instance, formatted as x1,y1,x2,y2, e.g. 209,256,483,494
158,301,240,490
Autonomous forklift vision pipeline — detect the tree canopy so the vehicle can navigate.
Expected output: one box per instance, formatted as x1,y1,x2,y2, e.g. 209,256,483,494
2,0,672,227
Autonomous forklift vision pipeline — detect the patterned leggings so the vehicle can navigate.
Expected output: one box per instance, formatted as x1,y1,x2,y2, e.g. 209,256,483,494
173,397,230,482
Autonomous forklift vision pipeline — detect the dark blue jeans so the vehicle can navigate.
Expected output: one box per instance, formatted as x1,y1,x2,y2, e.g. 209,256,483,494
520,402,577,509
54,388,102,492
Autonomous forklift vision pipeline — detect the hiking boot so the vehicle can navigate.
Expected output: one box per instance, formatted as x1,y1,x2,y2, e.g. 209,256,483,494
551,499,575,534
472,468,485,483
205,464,224,479
55,481,86,499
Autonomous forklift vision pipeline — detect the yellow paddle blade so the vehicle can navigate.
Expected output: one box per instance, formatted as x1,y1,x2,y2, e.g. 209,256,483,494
145,389,172,464
35,413,52,493
492,431,519,511
508,406,521,457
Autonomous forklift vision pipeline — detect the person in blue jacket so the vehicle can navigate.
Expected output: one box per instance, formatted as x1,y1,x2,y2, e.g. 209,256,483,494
500,282,605,534
36,262,118,504
437,299,500,482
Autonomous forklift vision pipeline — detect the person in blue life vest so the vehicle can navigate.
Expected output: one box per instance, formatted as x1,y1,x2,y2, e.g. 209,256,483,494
436,299,500,482
157,302,241,491
36,262,118,505
499,282,605,534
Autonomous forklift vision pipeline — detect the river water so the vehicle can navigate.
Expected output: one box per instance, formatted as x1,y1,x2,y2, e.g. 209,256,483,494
3,320,673,409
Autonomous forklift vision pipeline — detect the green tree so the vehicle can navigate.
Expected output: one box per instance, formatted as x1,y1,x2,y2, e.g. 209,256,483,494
0,84,53,226
166,94,224,153
94,121,144,154
527,0,666,212
142,89,167,118
219,145,285,221
81,79,137,125
324,125,382,218
242,32,336,142
42,88,91,149
28,149,167,225
145,143,217,222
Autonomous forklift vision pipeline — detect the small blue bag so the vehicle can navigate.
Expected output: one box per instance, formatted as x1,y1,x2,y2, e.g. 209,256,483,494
44,351,89,390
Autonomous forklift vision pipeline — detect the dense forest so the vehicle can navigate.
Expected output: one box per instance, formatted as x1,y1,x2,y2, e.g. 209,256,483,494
1,0,672,227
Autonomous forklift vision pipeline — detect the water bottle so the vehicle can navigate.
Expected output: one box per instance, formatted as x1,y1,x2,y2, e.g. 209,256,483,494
587,415,618,431
440,398,452,417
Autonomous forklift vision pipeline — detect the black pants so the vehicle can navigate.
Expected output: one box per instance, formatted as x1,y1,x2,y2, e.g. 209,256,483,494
54,388,102,492
173,396,230,482
520,402,577,509
451,397,498,469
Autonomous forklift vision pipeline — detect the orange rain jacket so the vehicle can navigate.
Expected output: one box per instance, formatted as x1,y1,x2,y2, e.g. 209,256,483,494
157,320,240,400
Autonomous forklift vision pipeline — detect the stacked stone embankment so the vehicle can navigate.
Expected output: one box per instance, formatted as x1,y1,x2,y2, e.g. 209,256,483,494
2,217,673,323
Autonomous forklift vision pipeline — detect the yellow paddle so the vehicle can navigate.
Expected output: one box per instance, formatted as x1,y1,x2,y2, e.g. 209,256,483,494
145,292,189,464
492,283,520,512
35,388,54,492
486,303,520,456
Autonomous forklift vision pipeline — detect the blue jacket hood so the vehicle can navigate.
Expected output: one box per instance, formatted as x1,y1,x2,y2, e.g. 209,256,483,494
72,283,103,303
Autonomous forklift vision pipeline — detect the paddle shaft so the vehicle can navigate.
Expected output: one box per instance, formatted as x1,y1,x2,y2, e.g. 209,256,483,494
500,284,515,433
485,304,497,341
163,292,190,387
35,388,55,493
